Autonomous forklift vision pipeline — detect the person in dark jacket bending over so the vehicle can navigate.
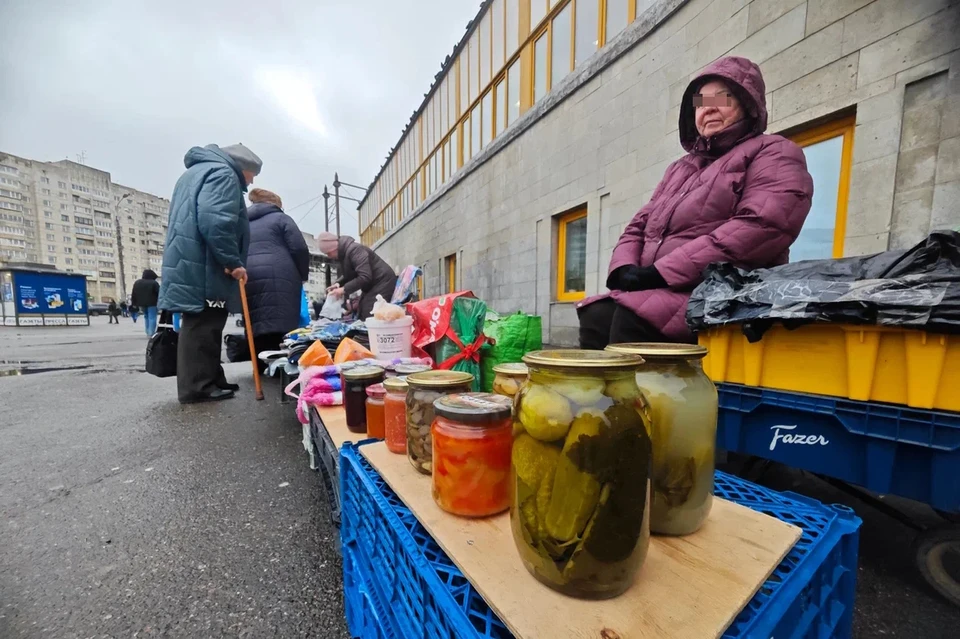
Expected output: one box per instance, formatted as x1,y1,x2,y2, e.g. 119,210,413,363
158,143,258,404
317,233,396,320
131,269,160,336
578,56,813,347
244,188,310,356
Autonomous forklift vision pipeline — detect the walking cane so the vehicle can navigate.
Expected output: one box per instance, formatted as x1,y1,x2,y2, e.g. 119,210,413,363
238,277,264,401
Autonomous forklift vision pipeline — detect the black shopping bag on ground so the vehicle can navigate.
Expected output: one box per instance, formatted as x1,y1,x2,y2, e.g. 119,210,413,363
146,312,178,377
224,333,251,362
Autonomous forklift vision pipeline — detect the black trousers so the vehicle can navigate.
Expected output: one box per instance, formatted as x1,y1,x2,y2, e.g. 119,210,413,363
177,307,229,401
577,298,668,349
253,332,286,358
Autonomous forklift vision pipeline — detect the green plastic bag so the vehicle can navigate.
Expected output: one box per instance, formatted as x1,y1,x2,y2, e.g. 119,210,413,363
434,296,488,391
480,311,543,392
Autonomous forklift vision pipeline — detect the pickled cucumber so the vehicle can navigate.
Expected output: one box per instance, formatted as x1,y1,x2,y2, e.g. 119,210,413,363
547,376,605,405
518,384,574,442
545,409,605,541
513,434,560,543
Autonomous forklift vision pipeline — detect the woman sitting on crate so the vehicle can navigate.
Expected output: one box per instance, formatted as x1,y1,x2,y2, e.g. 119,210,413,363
578,56,814,347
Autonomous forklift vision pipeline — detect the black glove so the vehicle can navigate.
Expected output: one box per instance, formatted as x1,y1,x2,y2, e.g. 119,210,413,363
609,265,667,292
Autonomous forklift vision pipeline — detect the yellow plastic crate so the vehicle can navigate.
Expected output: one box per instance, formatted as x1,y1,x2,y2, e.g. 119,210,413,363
698,324,960,412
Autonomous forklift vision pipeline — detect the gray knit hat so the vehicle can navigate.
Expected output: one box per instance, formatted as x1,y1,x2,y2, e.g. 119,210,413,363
221,143,263,176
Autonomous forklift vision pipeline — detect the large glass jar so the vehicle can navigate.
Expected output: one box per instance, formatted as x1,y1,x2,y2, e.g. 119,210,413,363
511,350,651,599
365,383,386,440
491,362,528,398
343,366,385,433
405,370,474,474
607,343,717,536
383,377,408,454
432,393,513,517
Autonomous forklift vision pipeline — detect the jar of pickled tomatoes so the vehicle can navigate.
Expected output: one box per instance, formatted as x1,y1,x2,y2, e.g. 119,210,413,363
383,377,408,454
365,383,386,440
431,393,514,517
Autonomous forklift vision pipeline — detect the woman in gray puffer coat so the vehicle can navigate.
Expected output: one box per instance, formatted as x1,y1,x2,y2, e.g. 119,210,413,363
244,188,310,355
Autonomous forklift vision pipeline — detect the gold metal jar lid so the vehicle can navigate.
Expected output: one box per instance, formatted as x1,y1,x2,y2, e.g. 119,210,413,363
394,364,432,375
606,342,708,361
405,369,475,389
383,377,409,393
343,365,386,381
434,393,513,423
523,349,643,369
491,362,529,377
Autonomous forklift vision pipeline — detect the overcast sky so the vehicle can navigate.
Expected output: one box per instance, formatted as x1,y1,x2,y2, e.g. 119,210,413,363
0,0,480,238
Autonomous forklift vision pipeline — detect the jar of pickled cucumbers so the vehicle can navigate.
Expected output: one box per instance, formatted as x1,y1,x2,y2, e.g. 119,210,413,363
405,370,475,475
511,350,651,599
607,343,717,536
432,393,513,517
491,362,528,398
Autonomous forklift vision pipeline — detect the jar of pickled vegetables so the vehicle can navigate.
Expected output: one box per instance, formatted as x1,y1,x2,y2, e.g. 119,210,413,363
607,343,717,536
432,393,513,517
491,362,528,398
343,366,385,433
395,364,432,378
365,383,386,439
405,370,474,474
383,377,408,454
511,350,651,599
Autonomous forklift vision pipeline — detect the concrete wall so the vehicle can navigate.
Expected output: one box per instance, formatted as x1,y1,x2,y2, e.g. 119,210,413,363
374,0,960,345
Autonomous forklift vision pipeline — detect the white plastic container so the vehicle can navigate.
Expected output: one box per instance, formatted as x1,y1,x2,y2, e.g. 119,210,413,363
366,316,413,359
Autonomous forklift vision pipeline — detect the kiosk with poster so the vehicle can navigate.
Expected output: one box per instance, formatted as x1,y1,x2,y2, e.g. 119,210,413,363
0,266,89,327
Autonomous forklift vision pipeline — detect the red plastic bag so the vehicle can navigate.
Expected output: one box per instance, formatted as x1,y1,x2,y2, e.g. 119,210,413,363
406,291,475,358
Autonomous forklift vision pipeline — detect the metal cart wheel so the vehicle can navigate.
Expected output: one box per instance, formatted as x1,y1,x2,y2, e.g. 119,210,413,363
914,524,960,607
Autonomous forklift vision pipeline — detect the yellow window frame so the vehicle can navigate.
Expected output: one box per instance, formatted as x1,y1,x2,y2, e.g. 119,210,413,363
788,115,855,258
556,207,587,302
445,253,458,294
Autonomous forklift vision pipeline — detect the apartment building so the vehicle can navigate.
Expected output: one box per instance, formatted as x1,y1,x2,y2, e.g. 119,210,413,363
360,0,960,345
0,151,170,302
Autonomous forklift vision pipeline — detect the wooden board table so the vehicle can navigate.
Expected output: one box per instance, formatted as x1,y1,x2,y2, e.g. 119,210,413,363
361,441,801,639
314,405,367,448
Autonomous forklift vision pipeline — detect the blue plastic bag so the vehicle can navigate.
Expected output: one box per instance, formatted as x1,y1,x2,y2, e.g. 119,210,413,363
300,288,311,328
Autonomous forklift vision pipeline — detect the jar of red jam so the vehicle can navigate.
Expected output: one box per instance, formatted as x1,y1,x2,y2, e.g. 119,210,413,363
431,393,514,517
383,377,408,454
342,366,385,433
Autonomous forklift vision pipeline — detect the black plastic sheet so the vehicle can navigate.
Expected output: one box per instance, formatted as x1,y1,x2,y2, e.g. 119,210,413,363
686,232,960,341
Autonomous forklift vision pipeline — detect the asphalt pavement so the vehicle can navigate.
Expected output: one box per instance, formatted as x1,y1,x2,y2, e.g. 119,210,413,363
0,316,957,638
0,316,349,638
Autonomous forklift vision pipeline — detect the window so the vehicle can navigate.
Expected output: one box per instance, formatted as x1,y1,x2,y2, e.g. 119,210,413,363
495,80,507,135
531,0,548,28
551,3,573,88
492,0,504,72
507,59,521,125
40,176,50,184
48,244,56,252
557,208,588,301
0,165,17,175
534,33,548,103
471,31,481,100
48,257,57,265
788,116,855,261
470,103,481,159
459,53,469,118
479,14,491,89
445,253,458,294
505,0,519,56
57,181,66,189
481,91,493,148
576,0,599,67
61,214,70,222
46,233,55,241
605,0,629,42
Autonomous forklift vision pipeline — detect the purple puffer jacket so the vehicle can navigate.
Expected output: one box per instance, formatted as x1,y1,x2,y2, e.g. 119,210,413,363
579,56,814,342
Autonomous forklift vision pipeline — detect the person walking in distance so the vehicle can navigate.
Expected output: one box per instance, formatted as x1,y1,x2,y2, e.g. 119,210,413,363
158,143,259,403
107,299,120,324
131,269,161,335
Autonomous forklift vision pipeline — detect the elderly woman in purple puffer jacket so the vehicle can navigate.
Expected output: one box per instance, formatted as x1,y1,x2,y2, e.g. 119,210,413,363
578,56,814,347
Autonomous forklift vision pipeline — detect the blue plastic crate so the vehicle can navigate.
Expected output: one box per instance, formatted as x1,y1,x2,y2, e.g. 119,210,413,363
311,406,343,525
343,541,399,639
717,383,960,512
340,442,862,639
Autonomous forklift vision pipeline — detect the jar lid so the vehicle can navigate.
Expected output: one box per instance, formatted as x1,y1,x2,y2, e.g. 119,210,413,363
606,342,707,361
406,369,475,388
366,383,386,398
492,362,529,377
383,377,409,393
522,349,643,370
395,364,433,375
343,365,386,381
433,393,513,423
